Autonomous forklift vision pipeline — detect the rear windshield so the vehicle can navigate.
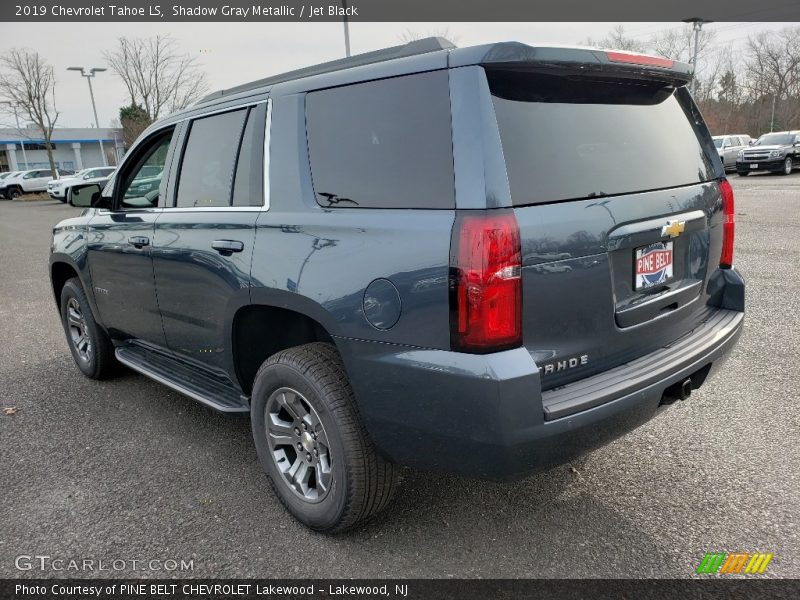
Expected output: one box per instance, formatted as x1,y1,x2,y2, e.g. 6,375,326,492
488,71,717,206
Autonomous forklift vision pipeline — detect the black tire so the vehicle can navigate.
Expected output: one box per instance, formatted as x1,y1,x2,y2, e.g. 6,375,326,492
7,187,21,199
737,171,749,177
60,278,118,379
780,156,793,175
251,342,399,533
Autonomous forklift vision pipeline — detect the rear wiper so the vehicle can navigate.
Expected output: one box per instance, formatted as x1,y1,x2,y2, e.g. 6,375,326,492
318,192,359,206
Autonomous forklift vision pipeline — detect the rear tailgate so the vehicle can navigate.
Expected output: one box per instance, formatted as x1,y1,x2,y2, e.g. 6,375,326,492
486,64,726,391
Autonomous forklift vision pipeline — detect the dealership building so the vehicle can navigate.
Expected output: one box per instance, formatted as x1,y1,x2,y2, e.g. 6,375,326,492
0,127,124,172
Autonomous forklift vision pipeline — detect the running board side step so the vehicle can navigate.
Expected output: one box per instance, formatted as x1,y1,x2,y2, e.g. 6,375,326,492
115,345,250,414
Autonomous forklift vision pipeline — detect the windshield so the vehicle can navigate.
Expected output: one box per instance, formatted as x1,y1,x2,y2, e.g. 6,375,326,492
755,133,794,146
713,138,724,148
489,70,716,206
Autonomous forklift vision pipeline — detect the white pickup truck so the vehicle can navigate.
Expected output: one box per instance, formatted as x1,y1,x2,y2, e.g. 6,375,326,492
0,168,71,199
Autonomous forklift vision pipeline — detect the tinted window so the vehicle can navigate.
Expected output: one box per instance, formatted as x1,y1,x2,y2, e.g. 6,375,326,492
488,71,716,206
232,104,266,207
754,133,794,146
176,109,247,208
306,71,454,209
119,130,174,210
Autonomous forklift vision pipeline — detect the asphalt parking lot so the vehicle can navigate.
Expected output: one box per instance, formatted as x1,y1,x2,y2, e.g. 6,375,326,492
1,173,798,579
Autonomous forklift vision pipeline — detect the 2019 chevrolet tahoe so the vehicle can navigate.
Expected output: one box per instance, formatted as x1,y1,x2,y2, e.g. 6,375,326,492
50,39,745,532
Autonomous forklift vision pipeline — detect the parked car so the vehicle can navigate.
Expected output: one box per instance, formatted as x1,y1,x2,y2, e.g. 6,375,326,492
712,134,752,170
49,166,116,202
736,131,800,176
0,168,68,199
0,170,20,184
51,39,744,532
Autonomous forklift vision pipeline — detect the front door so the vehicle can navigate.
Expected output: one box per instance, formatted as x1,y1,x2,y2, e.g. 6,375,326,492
87,128,177,344
151,103,267,372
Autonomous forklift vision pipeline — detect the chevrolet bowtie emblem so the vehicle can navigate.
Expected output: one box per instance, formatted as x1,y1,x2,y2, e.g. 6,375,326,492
661,220,685,238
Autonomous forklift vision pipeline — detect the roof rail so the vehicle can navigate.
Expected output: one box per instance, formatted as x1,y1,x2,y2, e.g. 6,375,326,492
194,37,456,105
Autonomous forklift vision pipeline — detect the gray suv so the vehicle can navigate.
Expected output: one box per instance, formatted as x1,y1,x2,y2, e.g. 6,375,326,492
713,134,752,170
50,39,744,532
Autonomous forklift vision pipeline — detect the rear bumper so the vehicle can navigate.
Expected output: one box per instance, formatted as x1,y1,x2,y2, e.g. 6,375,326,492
338,275,744,481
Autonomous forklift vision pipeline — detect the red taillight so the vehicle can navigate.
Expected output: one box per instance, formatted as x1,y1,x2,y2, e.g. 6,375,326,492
719,179,735,269
606,50,674,68
450,210,522,353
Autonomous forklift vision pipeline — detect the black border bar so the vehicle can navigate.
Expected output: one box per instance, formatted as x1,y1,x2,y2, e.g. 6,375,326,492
3,579,800,600
3,0,800,22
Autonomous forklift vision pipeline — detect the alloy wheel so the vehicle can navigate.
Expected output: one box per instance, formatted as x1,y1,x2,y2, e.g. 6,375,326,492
785,157,793,175
66,297,92,362
264,387,332,503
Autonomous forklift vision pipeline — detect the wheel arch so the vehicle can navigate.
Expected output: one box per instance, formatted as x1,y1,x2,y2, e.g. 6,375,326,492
49,255,104,326
231,301,340,395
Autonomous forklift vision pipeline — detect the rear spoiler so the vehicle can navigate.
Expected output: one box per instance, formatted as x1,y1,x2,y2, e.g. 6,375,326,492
449,42,693,87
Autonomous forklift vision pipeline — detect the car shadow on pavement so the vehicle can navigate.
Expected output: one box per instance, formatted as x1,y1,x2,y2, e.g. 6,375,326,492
0,356,682,578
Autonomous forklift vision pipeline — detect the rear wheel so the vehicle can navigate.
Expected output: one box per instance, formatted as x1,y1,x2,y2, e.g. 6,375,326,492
251,342,399,533
60,278,118,379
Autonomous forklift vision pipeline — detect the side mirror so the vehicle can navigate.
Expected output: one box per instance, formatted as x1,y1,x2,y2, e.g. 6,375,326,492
69,183,103,208
749,140,755,145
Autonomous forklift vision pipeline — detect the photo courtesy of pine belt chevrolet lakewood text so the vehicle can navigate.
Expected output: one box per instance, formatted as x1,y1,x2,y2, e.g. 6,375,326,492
50,38,745,532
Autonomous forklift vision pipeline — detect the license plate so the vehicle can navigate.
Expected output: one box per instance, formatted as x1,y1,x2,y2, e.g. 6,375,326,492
750,163,759,169
635,241,673,290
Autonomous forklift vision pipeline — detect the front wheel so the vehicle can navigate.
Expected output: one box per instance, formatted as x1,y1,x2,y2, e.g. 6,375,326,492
60,278,119,379
737,171,750,177
781,156,793,175
6,187,21,199
251,342,399,533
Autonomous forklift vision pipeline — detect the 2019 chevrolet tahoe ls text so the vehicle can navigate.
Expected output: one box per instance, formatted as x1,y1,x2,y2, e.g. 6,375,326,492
50,39,745,532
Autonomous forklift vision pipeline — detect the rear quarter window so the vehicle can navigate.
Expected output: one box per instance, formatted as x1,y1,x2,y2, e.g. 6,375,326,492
305,70,455,209
488,70,717,206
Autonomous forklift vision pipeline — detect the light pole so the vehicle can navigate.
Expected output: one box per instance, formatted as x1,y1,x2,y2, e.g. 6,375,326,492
67,66,108,166
1,101,28,169
683,18,711,97
341,1,351,57
770,93,777,132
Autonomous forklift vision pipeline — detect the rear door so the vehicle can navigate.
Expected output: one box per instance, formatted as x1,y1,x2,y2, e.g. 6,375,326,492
151,102,267,372
724,136,742,167
485,68,724,389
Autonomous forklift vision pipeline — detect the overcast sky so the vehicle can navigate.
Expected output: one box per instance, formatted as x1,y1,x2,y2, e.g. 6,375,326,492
0,21,794,128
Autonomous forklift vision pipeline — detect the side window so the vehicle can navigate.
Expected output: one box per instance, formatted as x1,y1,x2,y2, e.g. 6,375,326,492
118,129,175,210
23,171,35,179
176,109,247,208
305,71,455,209
232,103,267,207
730,137,741,147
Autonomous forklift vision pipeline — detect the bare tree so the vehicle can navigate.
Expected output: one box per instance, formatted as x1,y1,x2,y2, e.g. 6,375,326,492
104,35,209,121
742,27,800,130
583,25,648,53
399,28,459,45
0,49,60,177
650,25,716,64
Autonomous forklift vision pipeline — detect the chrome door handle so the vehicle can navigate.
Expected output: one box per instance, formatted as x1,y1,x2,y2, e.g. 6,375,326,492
128,236,150,248
211,240,244,254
